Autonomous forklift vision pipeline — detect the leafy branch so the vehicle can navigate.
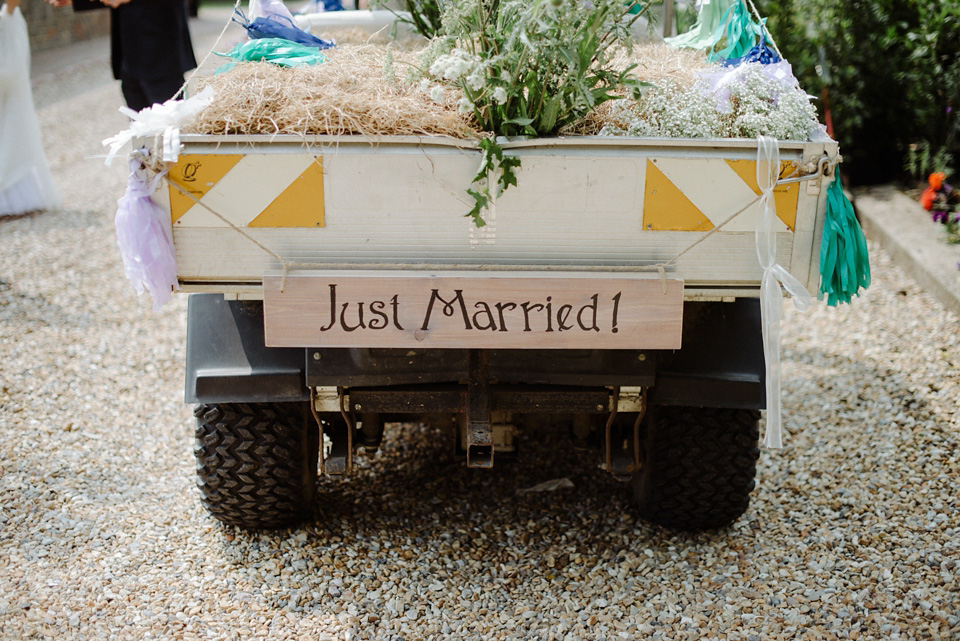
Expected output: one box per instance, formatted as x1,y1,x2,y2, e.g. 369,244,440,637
423,0,654,225
465,137,521,227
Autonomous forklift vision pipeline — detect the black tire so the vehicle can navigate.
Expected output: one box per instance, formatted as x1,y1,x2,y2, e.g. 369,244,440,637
632,406,760,530
194,402,319,528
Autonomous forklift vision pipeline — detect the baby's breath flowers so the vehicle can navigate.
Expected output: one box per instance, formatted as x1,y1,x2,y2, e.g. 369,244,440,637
602,62,821,140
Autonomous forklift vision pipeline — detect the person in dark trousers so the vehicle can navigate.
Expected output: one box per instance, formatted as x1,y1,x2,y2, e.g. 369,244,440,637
48,0,197,112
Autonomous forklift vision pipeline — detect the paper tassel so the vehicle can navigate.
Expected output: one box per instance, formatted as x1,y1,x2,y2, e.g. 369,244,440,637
102,86,216,167
818,175,871,306
709,1,766,63
115,159,179,312
665,0,737,51
214,37,329,72
721,37,781,67
233,7,334,49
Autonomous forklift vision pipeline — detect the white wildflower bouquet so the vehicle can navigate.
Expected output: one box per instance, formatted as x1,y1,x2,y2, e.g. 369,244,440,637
418,0,653,225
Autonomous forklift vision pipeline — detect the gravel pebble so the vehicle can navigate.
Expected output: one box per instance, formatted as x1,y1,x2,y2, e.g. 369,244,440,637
1,37,959,641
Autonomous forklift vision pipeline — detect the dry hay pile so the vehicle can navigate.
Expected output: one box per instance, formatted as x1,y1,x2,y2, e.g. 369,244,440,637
621,42,716,87
184,44,479,139
183,42,714,139
309,27,428,47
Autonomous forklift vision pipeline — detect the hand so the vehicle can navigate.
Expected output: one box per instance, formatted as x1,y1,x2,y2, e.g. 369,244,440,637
100,0,132,5
46,0,72,6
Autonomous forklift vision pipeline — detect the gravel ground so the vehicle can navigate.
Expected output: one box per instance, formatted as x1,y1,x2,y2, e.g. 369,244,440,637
2,28,959,641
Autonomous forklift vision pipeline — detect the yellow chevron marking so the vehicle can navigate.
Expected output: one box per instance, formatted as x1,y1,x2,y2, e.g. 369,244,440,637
248,158,325,228
643,160,714,231
724,160,799,231
168,154,244,225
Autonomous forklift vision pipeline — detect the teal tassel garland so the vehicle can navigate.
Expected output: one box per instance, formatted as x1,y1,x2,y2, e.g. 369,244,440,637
708,1,766,63
818,175,871,305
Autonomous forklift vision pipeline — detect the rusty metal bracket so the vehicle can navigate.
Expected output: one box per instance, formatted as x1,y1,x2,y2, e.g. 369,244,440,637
308,387,326,472
466,350,493,468
309,386,355,477
330,387,354,474
631,389,648,472
604,387,647,479
603,386,619,474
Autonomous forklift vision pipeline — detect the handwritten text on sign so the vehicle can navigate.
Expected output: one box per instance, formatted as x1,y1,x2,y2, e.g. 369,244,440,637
263,273,683,349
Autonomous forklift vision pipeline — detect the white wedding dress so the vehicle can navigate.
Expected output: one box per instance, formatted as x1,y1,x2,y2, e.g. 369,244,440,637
0,4,60,216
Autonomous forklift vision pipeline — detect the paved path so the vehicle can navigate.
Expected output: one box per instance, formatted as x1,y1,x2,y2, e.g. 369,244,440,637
853,186,960,319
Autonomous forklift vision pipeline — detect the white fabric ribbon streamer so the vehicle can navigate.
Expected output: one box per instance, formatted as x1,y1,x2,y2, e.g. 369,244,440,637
115,159,179,311
102,86,216,166
0,5,61,214
755,135,811,448
162,126,181,163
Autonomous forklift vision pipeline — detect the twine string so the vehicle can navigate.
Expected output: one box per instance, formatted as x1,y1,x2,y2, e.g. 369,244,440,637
745,0,783,59
175,0,244,101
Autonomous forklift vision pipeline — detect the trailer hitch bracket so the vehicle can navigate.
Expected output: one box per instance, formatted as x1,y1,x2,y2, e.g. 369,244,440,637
466,350,493,468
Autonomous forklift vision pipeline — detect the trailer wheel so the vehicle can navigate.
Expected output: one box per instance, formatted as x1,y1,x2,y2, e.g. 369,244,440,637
194,402,319,529
632,406,760,530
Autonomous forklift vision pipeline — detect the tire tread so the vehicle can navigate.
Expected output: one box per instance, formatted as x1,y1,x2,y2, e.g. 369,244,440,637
194,403,317,529
633,406,760,530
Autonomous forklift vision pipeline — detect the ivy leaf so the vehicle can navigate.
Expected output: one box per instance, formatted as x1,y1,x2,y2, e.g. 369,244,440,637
465,187,489,227
500,155,521,189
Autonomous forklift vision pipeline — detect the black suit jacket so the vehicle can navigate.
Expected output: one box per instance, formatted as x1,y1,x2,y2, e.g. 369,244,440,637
110,0,197,82
72,0,105,10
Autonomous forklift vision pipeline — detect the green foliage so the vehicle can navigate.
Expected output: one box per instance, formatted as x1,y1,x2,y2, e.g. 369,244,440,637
673,0,700,34
464,137,522,227
943,219,960,245
422,0,651,223
756,0,960,185
429,0,649,137
906,140,954,180
374,0,445,38
408,0,445,39
749,0,816,74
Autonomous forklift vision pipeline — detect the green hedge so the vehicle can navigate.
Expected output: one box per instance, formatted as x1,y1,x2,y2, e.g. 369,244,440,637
757,0,959,185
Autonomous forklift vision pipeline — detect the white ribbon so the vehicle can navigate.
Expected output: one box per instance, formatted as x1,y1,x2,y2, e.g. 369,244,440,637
755,135,811,448
102,86,217,167
162,126,181,163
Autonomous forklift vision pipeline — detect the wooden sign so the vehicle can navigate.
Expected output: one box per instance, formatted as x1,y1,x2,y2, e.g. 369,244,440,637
263,272,683,349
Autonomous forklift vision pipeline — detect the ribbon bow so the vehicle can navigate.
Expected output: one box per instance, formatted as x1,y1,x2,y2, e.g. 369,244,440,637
102,86,216,166
756,136,812,448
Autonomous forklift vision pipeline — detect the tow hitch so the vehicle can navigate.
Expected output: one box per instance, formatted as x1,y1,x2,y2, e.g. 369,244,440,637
466,350,494,468
309,358,648,476
603,387,647,481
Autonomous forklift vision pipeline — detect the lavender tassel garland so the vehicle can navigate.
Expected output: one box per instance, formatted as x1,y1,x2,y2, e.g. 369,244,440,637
115,159,179,311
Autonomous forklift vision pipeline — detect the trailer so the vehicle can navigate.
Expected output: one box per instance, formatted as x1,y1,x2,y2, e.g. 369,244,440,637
146,132,839,530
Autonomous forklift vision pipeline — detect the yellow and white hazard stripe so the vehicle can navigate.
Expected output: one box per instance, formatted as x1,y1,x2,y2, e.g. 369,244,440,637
167,154,326,229
166,151,800,235
643,157,800,232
